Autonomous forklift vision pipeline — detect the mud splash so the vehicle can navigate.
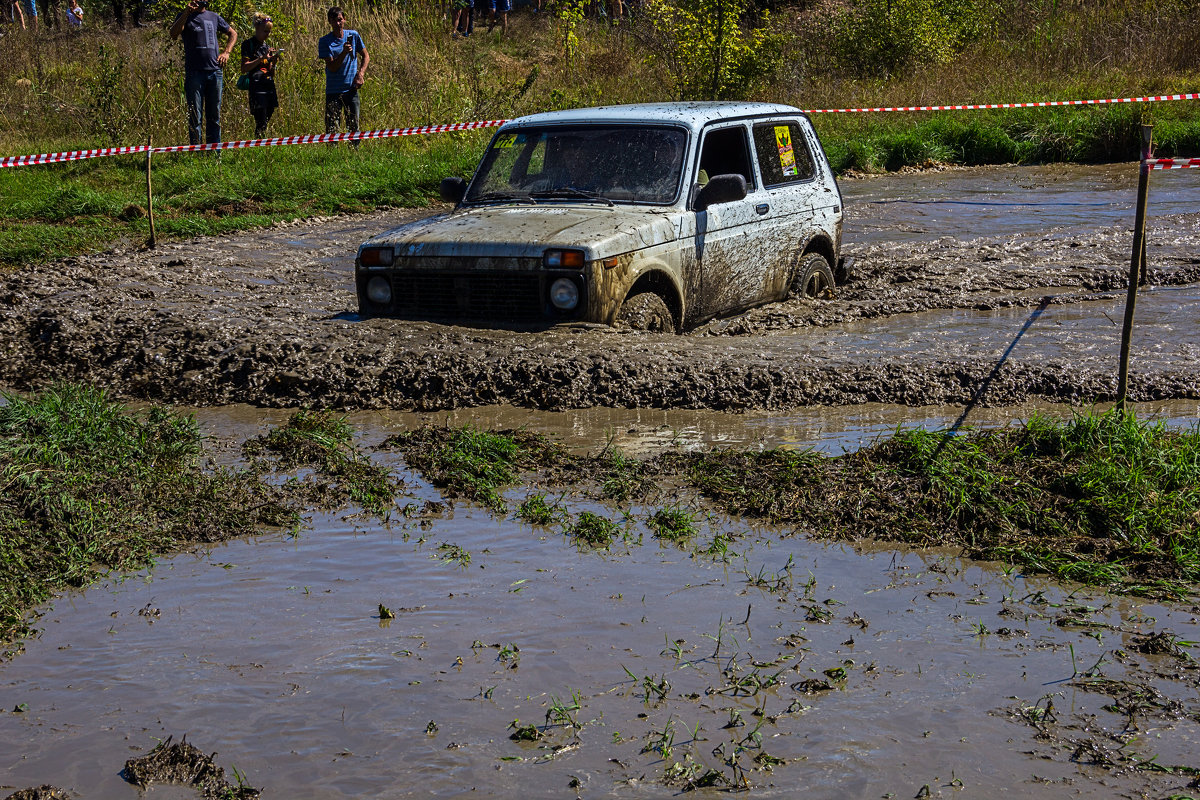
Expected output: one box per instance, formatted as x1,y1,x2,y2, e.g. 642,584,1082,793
1,164,1198,412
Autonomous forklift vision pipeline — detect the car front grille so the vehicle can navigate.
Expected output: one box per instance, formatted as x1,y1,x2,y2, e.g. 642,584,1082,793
364,270,587,323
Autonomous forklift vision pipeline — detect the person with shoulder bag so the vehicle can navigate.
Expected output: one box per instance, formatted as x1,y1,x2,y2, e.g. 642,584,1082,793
240,12,280,138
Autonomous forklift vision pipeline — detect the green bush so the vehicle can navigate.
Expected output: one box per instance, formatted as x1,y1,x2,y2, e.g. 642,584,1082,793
831,0,999,78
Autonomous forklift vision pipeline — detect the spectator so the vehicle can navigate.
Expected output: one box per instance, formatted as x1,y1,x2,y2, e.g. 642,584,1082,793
318,6,369,144
8,0,26,29
240,13,279,138
23,0,35,30
486,0,508,34
450,0,472,37
65,0,82,28
169,0,237,147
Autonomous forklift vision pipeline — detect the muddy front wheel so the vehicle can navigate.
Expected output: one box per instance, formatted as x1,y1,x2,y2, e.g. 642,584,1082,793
791,253,836,300
616,292,674,333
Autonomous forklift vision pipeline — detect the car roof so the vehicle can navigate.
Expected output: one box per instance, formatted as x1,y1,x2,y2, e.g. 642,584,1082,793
500,102,807,132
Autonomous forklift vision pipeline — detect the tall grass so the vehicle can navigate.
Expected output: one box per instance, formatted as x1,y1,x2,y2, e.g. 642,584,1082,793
4,0,1199,152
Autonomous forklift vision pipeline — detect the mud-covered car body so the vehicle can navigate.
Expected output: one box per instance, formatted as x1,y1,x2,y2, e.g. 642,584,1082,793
356,102,846,331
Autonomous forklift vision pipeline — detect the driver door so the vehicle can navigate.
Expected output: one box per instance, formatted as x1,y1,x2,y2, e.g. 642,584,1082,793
682,123,774,321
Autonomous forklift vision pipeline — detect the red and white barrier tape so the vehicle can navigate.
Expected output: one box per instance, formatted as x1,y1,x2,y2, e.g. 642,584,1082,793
800,92,1200,114
6,91,1200,169
0,119,507,169
1145,157,1200,170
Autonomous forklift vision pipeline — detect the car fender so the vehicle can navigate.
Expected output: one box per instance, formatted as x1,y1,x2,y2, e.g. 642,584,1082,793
590,247,686,327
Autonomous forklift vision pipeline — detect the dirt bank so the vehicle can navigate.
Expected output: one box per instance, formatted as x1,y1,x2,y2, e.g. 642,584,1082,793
1,196,1197,411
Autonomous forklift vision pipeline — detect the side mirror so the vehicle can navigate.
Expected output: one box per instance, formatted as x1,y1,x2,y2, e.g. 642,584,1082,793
693,173,748,211
440,176,467,204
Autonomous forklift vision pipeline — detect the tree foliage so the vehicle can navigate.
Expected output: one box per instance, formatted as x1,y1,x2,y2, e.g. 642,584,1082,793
644,0,783,100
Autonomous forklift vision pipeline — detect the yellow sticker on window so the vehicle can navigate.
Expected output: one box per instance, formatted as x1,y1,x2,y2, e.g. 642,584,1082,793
495,134,518,149
775,126,797,177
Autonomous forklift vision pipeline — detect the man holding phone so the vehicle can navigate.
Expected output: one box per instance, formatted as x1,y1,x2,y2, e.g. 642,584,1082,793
170,0,237,147
318,6,369,144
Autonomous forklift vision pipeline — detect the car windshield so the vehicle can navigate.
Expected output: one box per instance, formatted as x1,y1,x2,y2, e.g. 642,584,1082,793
466,125,688,206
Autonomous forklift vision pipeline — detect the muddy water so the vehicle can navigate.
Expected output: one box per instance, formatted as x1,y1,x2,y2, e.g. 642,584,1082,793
1,165,1198,410
5,410,1200,798
845,162,1200,243
3,471,1199,797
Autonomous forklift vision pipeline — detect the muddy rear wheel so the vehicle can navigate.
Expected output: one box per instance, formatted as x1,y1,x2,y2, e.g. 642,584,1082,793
616,292,674,333
791,253,836,300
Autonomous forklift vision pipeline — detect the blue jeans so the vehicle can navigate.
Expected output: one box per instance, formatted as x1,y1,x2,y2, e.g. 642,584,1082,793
185,69,223,146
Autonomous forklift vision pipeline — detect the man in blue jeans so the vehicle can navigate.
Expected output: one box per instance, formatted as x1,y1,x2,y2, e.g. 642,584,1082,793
318,6,369,143
169,0,237,146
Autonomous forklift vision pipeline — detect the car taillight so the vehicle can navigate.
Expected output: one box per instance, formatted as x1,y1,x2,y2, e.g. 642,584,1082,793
359,246,394,267
544,249,585,269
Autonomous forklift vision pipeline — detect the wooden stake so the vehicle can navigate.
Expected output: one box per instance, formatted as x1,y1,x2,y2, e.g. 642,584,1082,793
146,135,157,249
1116,125,1153,412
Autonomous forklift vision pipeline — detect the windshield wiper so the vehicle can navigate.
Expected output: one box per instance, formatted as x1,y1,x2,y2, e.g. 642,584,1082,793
473,191,536,204
529,187,615,206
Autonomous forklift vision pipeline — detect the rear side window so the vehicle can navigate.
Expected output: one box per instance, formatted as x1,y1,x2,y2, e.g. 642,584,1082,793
752,122,814,187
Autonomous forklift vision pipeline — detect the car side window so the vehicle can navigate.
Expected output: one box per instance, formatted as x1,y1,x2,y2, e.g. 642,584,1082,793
697,125,756,191
752,122,814,187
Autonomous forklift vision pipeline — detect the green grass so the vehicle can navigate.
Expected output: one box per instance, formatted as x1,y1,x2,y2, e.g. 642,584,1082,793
647,507,699,546
386,425,571,513
0,386,411,655
242,409,399,515
0,136,482,268
567,511,621,549
0,384,297,652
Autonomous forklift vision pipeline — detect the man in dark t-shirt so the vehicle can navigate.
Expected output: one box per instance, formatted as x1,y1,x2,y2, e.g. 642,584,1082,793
169,0,237,146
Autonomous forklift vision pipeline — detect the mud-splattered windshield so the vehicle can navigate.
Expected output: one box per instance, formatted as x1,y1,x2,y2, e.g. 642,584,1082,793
466,125,688,205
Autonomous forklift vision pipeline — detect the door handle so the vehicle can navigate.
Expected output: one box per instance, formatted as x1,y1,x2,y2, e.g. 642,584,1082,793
755,203,769,215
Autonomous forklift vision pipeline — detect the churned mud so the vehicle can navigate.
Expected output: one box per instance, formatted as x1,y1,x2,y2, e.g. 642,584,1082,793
123,736,260,799
1,164,1198,411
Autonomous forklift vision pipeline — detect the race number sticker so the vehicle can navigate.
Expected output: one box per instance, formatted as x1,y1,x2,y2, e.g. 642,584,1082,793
775,126,797,177
495,134,518,149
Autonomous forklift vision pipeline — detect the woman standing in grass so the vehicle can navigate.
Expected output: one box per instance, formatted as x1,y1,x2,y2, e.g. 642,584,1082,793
240,12,280,138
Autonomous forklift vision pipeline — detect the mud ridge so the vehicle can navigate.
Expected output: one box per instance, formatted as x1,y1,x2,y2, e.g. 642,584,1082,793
1,208,1197,411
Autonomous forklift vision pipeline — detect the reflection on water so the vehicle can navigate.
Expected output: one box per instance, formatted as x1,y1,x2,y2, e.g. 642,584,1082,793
842,162,1200,244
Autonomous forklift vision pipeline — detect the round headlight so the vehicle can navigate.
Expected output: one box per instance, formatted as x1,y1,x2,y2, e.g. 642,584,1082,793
366,276,392,304
549,278,580,310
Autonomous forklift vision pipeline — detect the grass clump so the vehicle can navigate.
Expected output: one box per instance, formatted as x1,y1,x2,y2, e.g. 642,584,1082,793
685,410,1200,594
0,384,296,653
647,507,699,546
386,426,570,512
517,493,567,527
567,512,622,549
242,409,398,515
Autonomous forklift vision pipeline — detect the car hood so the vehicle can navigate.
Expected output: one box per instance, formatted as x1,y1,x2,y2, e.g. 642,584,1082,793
366,204,682,260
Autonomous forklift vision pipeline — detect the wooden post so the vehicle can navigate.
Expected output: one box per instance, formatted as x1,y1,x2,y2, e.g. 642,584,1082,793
1116,125,1153,412
145,135,157,249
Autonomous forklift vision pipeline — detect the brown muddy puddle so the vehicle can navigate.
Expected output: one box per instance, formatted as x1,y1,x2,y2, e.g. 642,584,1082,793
3,404,1200,799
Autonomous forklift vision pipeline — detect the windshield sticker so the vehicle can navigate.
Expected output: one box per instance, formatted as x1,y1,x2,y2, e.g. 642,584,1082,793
775,126,797,177
495,134,518,149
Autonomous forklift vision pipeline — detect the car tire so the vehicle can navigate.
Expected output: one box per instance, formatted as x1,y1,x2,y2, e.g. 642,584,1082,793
616,292,674,333
791,253,836,300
